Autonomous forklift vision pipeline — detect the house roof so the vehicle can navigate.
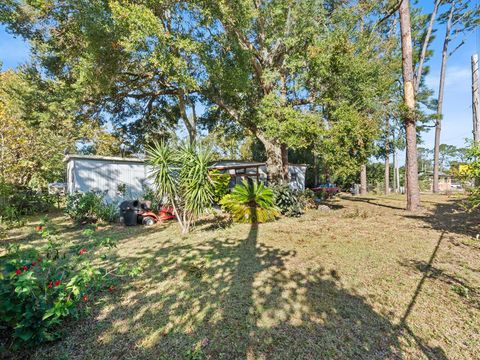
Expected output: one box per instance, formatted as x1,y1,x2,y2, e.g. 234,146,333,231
64,155,307,169
210,160,266,170
64,154,145,164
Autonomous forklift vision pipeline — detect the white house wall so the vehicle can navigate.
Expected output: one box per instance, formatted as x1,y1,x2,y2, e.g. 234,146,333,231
69,159,154,203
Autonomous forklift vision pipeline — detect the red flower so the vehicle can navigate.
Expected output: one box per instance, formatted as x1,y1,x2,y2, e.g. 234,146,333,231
108,285,115,293
31,261,37,267
54,280,61,287
35,225,43,232
23,265,28,271
83,295,88,302
48,281,53,288
15,269,22,275
79,248,87,255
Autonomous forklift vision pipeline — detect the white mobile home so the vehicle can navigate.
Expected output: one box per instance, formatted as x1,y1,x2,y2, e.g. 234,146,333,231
65,155,307,203
65,155,153,203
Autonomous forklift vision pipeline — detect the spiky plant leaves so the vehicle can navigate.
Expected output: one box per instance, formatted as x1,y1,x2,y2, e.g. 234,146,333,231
147,141,215,233
220,180,279,223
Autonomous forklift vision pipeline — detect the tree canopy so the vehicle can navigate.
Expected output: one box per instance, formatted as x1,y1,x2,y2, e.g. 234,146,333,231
0,0,467,189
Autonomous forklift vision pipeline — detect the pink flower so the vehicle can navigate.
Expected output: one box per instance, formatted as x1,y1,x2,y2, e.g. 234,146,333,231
83,295,88,302
79,248,87,255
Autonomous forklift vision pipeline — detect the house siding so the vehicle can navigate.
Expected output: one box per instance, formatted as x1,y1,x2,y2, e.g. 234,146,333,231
66,156,307,203
67,158,153,203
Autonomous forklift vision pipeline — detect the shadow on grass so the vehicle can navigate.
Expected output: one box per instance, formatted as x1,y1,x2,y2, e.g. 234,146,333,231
404,199,480,239
397,231,449,360
400,230,479,312
30,219,452,359
340,195,405,210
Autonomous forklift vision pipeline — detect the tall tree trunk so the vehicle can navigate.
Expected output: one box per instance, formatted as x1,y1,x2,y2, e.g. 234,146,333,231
257,132,284,184
414,0,441,94
399,0,420,211
392,129,400,193
360,164,367,195
393,146,399,193
281,144,289,182
433,2,455,193
473,54,480,144
178,90,196,145
385,119,390,195
384,150,390,195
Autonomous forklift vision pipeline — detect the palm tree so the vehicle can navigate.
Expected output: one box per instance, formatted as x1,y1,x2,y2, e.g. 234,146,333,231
147,141,215,234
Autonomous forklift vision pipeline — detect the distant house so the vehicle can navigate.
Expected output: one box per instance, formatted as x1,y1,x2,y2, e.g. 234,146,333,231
422,171,462,192
65,155,307,203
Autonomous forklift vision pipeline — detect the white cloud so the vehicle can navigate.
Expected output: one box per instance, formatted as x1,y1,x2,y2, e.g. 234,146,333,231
425,65,471,93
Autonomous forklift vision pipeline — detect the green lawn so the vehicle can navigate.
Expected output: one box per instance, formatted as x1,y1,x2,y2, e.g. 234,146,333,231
2,194,479,359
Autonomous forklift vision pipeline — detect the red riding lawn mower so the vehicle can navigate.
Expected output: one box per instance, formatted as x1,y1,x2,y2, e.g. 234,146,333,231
120,200,176,226
139,204,176,226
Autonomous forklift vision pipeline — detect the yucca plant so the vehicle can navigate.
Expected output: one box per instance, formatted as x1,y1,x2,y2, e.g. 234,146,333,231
147,141,215,234
220,180,279,223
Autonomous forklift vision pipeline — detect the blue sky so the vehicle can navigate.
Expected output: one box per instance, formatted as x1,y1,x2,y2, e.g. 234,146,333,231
0,1,479,153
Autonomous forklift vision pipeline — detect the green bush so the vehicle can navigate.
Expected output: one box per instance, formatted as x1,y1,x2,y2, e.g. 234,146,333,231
141,187,161,210
459,144,480,212
65,192,118,224
0,224,144,348
210,170,231,204
298,189,318,209
271,184,305,217
96,203,120,223
220,180,279,223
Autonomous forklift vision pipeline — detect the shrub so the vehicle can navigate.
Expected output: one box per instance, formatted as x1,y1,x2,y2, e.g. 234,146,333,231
271,184,304,217
298,189,318,209
142,187,161,211
65,192,118,224
220,180,279,223
314,187,339,201
459,144,480,212
0,224,143,348
210,170,231,204
0,181,55,226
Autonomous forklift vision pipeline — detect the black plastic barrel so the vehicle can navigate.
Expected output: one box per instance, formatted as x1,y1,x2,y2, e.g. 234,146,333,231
119,200,139,226
123,209,137,226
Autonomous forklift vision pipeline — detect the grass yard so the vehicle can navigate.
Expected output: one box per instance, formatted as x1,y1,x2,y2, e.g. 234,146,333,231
2,193,479,359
